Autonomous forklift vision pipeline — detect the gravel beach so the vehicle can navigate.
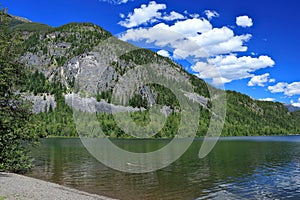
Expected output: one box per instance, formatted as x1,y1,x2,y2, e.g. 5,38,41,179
0,173,118,200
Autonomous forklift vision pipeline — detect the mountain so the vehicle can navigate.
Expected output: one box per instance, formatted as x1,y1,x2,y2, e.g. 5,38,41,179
7,15,300,137
285,104,300,112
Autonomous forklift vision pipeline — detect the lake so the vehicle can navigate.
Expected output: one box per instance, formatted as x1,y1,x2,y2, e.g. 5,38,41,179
28,136,300,200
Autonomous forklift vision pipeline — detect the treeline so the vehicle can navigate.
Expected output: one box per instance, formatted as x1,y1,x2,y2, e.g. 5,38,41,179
11,22,52,32
22,70,53,95
25,71,185,138
222,91,300,136
21,70,77,137
24,71,300,138
33,94,77,137
89,111,182,138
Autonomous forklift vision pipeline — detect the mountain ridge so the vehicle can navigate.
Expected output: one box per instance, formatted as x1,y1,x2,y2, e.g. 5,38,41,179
8,14,300,137
8,14,32,23
285,104,300,112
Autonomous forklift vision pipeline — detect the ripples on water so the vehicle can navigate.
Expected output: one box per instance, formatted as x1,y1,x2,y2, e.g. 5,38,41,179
29,136,300,200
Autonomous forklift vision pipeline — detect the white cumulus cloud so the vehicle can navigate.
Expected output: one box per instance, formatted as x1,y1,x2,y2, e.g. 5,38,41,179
118,2,275,87
157,49,171,58
183,10,200,18
118,1,166,28
169,18,212,36
269,78,276,83
204,10,219,20
292,98,300,107
248,73,271,87
236,15,253,27
259,98,275,102
99,0,131,5
119,13,125,18
118,1,187,28
162,11,185,21
120,21,251,58
268,82,300,96
119,0,129,4
192,55,275,85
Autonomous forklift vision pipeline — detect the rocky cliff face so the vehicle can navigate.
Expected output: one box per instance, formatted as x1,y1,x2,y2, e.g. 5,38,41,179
64,93,142,113
24,94,56,113
20,23,209,113
20,23,111,83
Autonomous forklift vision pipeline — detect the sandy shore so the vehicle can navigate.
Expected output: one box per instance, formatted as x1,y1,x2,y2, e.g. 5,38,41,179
0,173,118,200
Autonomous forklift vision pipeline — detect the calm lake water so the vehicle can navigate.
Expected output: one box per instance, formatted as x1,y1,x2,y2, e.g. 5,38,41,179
28,136,300,200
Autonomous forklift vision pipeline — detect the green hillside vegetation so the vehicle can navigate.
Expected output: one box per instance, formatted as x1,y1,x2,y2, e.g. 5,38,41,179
8,16,24,27
223,91,300,136
0,9,43,172
0,13,26,27
11,22,52,32
21,70,77,137
6,13,300,138
22,60,300,138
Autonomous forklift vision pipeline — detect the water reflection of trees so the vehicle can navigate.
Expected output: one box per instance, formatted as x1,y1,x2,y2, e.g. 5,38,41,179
29,139,300,200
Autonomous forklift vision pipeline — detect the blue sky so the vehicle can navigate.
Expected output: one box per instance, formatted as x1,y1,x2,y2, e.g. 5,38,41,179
4,0,300,106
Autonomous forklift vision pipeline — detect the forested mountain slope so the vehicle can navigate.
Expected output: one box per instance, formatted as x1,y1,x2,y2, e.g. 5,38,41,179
7,14,300,137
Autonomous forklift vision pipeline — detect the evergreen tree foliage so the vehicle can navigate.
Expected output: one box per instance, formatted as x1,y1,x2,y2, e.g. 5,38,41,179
0,8,41,173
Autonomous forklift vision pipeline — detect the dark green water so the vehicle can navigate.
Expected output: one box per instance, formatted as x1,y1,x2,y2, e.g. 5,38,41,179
28,136,300,200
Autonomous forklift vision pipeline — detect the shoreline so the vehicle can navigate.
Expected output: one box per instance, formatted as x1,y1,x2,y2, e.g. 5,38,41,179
0,172,118,200
45,134,300,139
